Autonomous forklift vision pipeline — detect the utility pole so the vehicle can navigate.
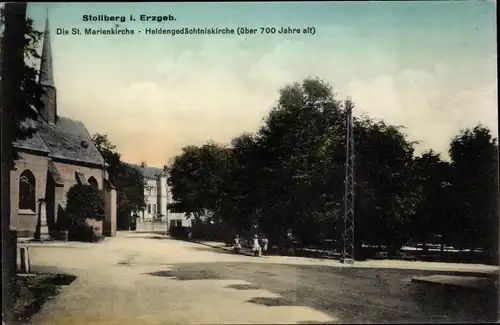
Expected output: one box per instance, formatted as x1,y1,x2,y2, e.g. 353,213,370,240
165,183,169,236
342,97,356,264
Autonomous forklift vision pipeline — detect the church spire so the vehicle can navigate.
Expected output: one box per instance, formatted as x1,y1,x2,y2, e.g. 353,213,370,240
39,7,57,124
39,9,54,87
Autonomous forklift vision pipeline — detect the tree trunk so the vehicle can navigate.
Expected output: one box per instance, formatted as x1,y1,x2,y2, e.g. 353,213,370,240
1,3,28,323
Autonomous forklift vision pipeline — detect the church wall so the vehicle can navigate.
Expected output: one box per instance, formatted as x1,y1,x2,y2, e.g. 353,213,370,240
53,161,104,192
10,152,49,237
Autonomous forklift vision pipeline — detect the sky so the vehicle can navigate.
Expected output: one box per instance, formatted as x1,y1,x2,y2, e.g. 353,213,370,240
27,1,497,166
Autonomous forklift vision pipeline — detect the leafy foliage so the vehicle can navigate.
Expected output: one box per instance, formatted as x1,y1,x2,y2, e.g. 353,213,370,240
449,125,498,261
0,6,45,169
167,142,232,220
66,184,105,221
91,134,145,223
167,78,500,263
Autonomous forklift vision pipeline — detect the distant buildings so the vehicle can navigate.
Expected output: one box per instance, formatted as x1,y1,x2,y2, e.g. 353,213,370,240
129,163,191,231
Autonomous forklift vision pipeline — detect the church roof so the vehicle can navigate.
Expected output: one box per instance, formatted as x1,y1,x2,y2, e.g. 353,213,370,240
12,123,50,153
13,14,104,167
14,116,105,166
129,164,167,179
38,116,104,165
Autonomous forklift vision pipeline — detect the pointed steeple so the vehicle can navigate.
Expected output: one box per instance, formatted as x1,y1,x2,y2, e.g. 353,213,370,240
39,10,54,87
39,7,57,124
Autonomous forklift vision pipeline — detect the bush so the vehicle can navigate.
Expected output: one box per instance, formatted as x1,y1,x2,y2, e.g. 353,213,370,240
66,184,105,221
170,226,191,239
66,184,105,242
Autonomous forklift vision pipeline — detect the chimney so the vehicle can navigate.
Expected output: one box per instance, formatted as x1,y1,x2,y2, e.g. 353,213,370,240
163,165,168,172
140,162,146,168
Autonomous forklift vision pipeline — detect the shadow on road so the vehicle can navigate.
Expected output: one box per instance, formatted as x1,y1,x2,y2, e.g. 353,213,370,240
226,284,260,290
14,273,77,324
247,297,293,307
123,235,168,240
188,246,240,256
148,268,225,280
145,262,499,324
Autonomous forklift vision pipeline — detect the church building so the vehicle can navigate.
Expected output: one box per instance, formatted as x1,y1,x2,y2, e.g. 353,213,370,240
10,16,117,238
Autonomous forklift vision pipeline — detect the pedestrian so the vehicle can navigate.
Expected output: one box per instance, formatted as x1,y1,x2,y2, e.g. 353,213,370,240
261,235,269,255
252,234,261,257
234,234,241,254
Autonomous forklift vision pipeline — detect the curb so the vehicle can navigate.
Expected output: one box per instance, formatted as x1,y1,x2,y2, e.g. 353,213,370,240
188,239,259,257
410,275,496,290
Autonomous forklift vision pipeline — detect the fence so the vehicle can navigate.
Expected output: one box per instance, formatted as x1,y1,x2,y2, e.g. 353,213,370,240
135,220,169,234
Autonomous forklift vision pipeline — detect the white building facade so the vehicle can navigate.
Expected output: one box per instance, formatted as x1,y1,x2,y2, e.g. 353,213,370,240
131,163,191,232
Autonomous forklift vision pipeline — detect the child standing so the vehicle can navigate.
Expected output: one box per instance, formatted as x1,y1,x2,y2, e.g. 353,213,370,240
261,235,269,255
252,234,261,257
234,234,241,254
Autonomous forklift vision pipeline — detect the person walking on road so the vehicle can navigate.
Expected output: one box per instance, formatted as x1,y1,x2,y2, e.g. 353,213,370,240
261,235,269,255
252,234,261,257
234,234,242,254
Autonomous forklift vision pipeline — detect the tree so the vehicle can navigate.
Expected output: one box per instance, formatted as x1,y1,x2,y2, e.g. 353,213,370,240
167,77,420,256
223,133,263,231
449,125,498,263
91,133,121,179
1,5,45,169
91,133,145,226
115,163,146,216
168,142,232,220
353,118,418,256
1,3,44,322
255,78,345,243
411,150,454,253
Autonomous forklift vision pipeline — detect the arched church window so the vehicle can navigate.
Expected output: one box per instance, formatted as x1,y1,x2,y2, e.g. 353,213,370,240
88,176,98,188
147,204,151,214
19,170,36,211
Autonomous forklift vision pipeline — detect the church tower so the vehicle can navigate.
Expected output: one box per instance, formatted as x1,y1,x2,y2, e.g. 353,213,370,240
39,13,57,124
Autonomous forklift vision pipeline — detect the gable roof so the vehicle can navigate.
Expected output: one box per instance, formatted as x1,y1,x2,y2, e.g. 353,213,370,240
129,163,167,179
12,132,50,154
14,116,104,166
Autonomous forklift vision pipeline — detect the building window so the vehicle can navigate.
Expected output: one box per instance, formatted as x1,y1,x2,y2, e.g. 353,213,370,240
152,204,156,215
19,170,36,211
88,176,98,188
147,204,151,214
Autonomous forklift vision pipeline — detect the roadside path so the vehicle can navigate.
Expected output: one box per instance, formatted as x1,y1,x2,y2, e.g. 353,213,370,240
190,239,499,275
